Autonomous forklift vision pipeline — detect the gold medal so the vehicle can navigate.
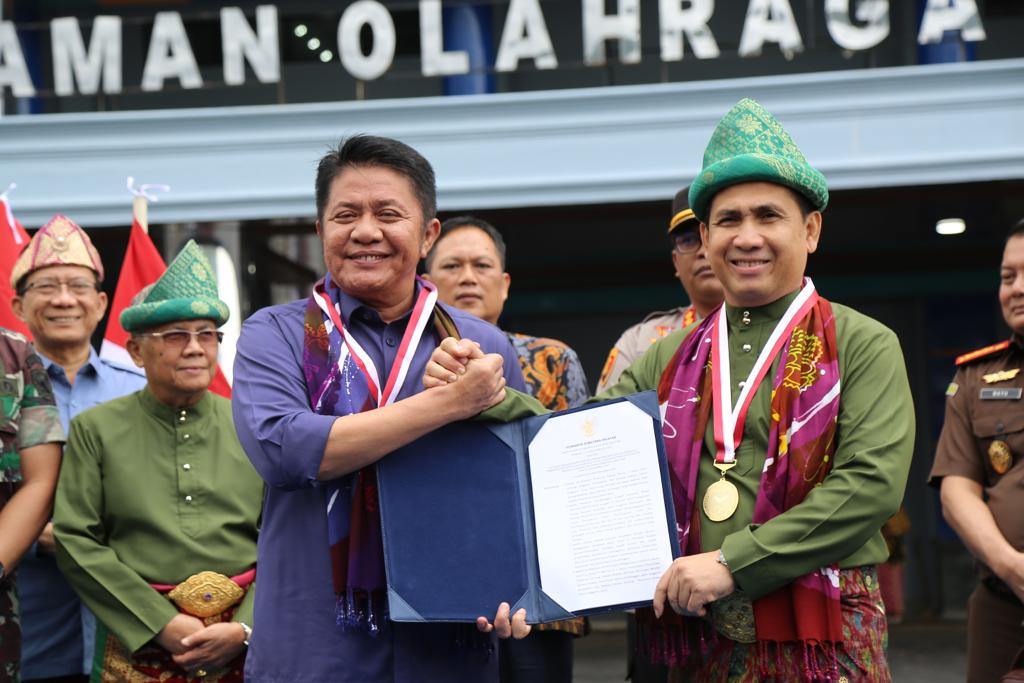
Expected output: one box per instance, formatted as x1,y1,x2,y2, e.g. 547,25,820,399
704,463,739,522
989,440,1012,475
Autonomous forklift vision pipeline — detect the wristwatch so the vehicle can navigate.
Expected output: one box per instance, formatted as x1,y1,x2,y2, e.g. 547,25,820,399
716,549,729,568
239,622,252,647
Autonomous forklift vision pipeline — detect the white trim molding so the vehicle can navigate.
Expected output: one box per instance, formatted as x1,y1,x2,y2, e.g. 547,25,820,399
1,58,1022,227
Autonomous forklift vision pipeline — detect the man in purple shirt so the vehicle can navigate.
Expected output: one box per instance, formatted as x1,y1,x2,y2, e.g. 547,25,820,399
232,135,529,682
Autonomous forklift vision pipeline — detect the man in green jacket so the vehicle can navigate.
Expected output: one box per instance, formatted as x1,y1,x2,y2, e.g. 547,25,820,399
425,99,914,682
54,241,262,681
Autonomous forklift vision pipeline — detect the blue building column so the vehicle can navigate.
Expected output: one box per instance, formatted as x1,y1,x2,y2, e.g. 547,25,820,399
917,0,977,64
442,3,495,96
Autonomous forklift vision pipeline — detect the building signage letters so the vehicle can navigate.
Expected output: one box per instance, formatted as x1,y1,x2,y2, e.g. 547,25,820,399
0,0,988,99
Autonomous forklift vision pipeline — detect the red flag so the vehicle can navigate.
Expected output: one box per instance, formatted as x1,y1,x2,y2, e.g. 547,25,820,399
101,207,232,397
0,195,32,338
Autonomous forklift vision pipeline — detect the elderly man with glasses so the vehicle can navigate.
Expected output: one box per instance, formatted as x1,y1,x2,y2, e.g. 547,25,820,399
10,215,146,683
53,241,262,681
597,189,725,393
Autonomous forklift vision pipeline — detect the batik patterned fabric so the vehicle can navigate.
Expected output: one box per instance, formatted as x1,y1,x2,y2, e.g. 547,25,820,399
506,333,589,412
0,575,19,683
119,240,229,332
0,328,63,484
669,567,889,683
92,600,246,683
687,98,829,224
644,293,845,681
9,214,104,287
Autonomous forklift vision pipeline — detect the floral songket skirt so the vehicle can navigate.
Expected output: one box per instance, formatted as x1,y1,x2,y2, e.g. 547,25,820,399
671,566,890,683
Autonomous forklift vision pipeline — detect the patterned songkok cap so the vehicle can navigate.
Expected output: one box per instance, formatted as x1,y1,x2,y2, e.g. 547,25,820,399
120,239,230,332
10,214,104,288
688,98,828,224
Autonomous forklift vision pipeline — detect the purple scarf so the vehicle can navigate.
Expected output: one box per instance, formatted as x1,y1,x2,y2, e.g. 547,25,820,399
302,276,459,633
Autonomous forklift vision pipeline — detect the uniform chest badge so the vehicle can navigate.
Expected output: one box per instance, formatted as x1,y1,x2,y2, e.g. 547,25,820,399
983,368,1021,384
989,440,1013,475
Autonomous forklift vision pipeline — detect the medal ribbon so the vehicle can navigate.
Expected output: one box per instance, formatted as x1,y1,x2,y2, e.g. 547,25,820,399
312,277,438,408
711,279,818,465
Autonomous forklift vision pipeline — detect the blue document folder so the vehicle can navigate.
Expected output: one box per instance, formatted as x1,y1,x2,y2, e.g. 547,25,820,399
376,390,680,624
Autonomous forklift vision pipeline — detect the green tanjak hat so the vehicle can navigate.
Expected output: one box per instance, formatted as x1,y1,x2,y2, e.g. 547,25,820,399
120,240,230,332
688,98,828,224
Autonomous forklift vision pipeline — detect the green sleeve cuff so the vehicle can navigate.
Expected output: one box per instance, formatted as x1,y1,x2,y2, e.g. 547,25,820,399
719,526,781,600
120,596,181,654
478,388,548,422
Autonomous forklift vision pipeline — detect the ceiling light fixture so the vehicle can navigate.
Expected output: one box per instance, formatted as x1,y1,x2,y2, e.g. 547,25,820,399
935,218,966,235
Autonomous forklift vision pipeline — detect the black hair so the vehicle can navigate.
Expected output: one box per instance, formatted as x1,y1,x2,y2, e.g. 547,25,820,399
787,187,816,218
1006,217,1024,245
315,135,437,225
425,216,507,271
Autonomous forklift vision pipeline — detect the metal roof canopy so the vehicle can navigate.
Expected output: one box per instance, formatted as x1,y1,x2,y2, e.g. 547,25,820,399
1,58,1022,228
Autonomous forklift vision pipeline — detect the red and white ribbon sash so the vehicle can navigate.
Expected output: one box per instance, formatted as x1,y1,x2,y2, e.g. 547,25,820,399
312,278,438,408
711,279,818,465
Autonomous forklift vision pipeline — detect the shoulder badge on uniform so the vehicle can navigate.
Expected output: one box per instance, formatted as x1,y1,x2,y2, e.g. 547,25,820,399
598,347,619,388
641,307,685,324
983,368,1021,384
955,340,1011,366
945,382,958,397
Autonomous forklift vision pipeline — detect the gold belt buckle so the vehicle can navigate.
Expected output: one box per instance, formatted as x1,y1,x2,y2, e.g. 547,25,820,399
167,571,244,617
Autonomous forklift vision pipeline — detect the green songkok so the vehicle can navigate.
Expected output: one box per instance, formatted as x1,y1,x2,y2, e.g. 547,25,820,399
688,98,828,224
120,239,229,332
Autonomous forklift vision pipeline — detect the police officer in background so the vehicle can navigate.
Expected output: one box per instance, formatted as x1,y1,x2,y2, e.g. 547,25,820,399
596,187,724,392
931,217,1024,683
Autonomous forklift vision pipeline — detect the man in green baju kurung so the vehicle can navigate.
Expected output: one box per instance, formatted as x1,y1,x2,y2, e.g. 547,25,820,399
425,99,914,682
54,241,263,681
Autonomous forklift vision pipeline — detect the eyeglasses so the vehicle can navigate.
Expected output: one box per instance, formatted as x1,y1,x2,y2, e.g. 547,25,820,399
136,329,223,349
22,278,99,297
671,231,702,254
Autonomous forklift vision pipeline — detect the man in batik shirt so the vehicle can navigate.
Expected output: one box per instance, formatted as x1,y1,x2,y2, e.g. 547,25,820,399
425,215,589,411
0,329,63,682
425,215,588,683
426,99,914,683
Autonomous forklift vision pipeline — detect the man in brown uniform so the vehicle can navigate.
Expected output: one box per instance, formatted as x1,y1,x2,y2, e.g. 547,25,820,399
596,188,724,392
931,217,1024,683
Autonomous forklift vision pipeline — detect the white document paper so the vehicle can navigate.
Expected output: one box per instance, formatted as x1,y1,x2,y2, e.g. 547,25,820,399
528,400,675,614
